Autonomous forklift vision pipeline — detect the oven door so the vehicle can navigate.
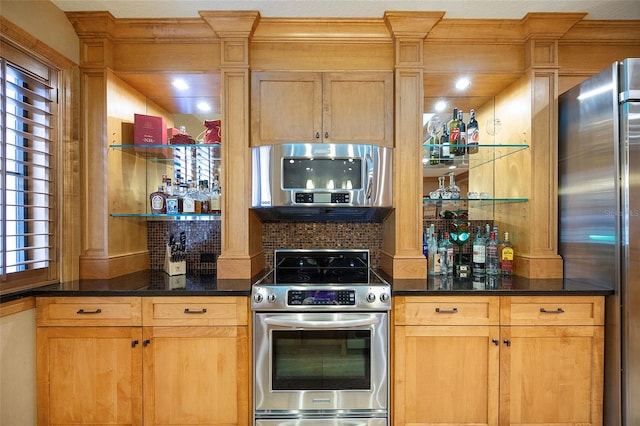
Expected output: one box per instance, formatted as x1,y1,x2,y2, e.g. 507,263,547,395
253,312,389,415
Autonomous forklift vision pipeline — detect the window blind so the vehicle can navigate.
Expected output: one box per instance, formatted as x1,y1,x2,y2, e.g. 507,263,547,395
1,56,56,288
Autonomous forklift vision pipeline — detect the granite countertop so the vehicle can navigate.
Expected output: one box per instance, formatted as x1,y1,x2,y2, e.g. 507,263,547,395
2,270,612,303
390,274,613,296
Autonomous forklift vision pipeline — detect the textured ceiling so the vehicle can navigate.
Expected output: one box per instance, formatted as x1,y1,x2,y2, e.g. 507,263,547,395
51,0,640,20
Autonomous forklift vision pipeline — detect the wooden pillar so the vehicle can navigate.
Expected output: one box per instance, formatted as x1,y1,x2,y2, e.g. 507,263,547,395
512,13,585,278
382,12,443,279
67,13,119,278
202,11,263,279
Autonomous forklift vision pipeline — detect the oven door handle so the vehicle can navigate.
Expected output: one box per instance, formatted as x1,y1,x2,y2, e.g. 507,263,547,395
263,315,379,329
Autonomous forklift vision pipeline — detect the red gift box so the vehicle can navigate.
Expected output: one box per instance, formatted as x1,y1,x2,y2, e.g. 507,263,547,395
134,113,169,158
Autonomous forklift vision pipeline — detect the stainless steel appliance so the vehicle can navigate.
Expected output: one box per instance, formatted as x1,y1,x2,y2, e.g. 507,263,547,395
558,58,640,426
251,144,393,222
251,249,391,426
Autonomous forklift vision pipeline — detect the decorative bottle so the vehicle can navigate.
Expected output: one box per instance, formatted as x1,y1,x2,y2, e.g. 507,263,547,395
472,226,486,276
467,109,479,154
499,231,514,276
149,185,167,214
486,231,499,275
455,110,466,155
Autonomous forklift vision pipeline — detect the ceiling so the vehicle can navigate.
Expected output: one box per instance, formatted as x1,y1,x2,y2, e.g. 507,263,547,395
51,0,640,20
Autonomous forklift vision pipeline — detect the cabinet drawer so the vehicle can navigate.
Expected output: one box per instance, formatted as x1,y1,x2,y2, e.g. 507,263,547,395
142,296,248,326
501,296,604,326
394,296,499,325
36,297,142,326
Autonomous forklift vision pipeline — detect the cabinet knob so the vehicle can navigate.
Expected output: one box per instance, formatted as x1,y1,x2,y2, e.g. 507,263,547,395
131,340,139,348
315,132,321,140
503,339,511,347
492,338,499,346
324,131,329,139
143,339,151,347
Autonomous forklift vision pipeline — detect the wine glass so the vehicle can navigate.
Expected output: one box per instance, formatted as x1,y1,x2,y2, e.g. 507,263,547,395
485,118,502,136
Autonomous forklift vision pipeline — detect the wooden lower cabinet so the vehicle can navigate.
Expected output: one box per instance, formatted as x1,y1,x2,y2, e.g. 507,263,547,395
36,296,249,426
393,295,604,426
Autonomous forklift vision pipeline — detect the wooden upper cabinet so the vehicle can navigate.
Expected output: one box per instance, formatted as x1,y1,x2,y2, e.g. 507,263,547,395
251,71,393,147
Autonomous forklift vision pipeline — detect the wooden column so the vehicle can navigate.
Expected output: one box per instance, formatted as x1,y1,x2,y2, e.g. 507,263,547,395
202,11,263,279
67,13,119,278
382,12,443,279
512,13,585,278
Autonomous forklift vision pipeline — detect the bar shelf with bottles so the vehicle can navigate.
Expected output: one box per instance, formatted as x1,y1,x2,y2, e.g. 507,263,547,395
108,143,222,220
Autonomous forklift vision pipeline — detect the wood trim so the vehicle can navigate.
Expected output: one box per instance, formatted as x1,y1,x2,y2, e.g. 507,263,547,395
0,297,35,317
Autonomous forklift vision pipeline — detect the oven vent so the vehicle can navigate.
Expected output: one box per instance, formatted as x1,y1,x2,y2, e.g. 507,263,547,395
251,206,392,223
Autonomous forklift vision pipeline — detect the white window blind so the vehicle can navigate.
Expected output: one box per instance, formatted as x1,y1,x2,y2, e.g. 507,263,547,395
1,55,56,289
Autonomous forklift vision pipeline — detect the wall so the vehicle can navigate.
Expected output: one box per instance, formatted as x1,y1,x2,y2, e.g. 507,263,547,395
0,0,78,64
0,300,36,426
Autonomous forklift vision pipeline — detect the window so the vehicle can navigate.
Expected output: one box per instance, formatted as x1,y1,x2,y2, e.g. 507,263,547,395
1,47,58,293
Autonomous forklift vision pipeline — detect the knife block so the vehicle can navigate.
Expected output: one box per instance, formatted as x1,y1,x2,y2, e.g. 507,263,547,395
164,245,186,276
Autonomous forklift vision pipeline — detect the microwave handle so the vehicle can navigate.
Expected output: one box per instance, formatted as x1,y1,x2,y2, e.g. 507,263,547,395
263,316,379,329
365,154,373,200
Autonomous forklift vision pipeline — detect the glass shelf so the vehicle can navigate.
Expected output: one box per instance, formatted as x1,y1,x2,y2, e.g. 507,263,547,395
110,213,221,221
422,197,528,203
422,143,528,171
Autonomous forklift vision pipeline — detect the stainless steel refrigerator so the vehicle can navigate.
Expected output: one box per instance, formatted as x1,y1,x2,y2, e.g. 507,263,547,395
559,58,640,426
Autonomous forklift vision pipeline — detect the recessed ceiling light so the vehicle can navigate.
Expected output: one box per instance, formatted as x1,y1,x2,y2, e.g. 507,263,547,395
455,77,471,90
172,79,189,90
435,100,447,112
197,102,211,112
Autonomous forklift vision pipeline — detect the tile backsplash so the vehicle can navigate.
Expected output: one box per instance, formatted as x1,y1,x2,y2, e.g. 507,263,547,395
148,221,384,272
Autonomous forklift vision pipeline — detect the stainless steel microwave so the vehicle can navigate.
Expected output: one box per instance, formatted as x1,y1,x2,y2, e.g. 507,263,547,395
251,143,393,221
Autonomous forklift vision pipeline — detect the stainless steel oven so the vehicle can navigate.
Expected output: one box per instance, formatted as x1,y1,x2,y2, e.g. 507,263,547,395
251,249,391,426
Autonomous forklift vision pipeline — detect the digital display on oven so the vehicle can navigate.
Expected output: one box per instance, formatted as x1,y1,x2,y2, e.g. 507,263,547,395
288,289,356,305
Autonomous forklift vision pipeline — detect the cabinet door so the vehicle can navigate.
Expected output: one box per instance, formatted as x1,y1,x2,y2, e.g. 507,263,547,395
143,325,249,426
394,325,500,426
500,325,604,426
36,326,143,426
251,72,323,145
323,72,393,146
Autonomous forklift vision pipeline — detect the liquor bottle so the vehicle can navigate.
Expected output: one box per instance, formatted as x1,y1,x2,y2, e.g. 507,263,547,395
442,231,454,276
422,229,429,261
429,130,440,165
198,180,210,214
499,231,514,276
455,110,467,155
209,175,221,214
449,107,461,155
472,226,486,276
437,232,447,275
467,109,480,154
439,124,452,164
149,185,168,214
486,231,499,275
182,182,196,213
445,171,461,199
428,231,440,275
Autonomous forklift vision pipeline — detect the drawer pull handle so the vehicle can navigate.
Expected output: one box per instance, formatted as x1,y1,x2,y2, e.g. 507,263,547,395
77,308,102,315
435,307,458,314
184,308,207,314
540,307,565,314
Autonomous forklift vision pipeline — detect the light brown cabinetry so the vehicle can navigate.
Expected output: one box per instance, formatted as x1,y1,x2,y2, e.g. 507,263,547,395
251,71,393,146
36,296,249,426
393,295,604,426
36,297,143,425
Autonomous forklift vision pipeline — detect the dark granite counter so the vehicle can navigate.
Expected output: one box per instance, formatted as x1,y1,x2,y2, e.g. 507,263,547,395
31,270,256,298
390,274,613,296
1,270,612,305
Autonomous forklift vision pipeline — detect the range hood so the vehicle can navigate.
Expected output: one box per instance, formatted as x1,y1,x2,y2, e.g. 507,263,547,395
251,206,393,223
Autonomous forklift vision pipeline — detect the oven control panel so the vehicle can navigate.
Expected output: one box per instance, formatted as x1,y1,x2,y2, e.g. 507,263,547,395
251,284,391,311
287,289,356,306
